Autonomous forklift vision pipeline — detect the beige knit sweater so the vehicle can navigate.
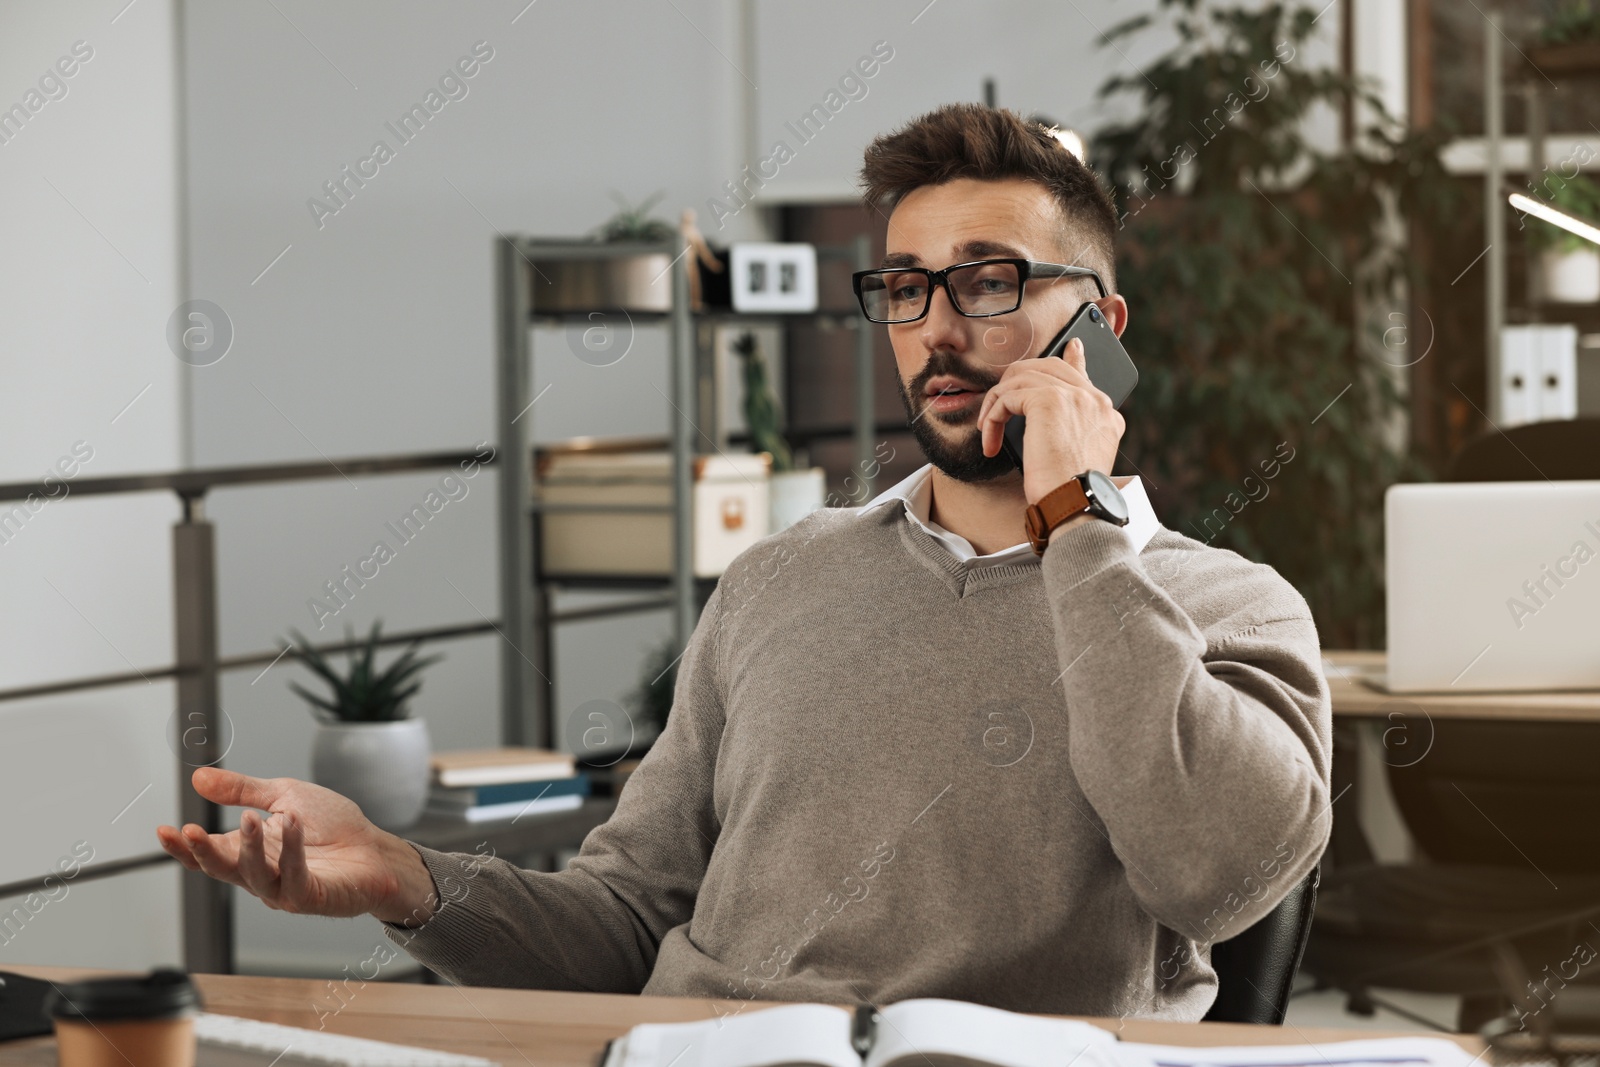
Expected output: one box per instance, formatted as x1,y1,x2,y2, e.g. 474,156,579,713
383,504,1331,1020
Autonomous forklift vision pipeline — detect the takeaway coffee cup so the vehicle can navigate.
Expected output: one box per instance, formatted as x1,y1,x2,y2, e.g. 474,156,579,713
44,967,201,1067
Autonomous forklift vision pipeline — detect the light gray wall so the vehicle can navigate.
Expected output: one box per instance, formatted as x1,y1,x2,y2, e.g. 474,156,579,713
179,0,769,974
748,1,1168,205
4,0,1347,977
743,0,1341,207
0,0,185,969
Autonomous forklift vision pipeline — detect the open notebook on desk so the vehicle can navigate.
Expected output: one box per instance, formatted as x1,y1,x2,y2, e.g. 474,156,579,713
1122,1036,1480,1067
599,998,1123,1067
599,999,1485,1067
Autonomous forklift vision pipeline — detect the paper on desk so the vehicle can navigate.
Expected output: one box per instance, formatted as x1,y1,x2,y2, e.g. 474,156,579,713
1120,1036,1483,1067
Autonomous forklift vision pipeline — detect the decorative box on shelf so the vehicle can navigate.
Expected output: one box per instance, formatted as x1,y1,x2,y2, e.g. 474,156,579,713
527,243,674,314
535,437,770,579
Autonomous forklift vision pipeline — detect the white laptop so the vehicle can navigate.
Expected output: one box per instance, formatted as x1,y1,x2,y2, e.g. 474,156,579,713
1383,480,1600,693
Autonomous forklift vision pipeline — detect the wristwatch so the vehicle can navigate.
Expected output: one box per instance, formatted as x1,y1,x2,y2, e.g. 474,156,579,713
1025,470,1130,556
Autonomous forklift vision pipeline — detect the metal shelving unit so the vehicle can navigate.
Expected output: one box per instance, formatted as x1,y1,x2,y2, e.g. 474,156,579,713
494,235,877,753
1483,22,1600,421
1521,38,1600,316
493,237,688,752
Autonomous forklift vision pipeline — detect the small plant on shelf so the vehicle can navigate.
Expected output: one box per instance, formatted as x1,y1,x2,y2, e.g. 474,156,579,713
1524,173,1600,255
593,190,676,243
285,621,440,724
731,331,794,472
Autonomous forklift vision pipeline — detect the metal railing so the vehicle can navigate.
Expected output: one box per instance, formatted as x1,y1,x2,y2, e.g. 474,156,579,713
2,235,881,975
0,449,499,973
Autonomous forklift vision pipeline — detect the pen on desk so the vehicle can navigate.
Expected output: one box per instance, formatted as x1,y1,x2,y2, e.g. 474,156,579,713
851,1003,877,1058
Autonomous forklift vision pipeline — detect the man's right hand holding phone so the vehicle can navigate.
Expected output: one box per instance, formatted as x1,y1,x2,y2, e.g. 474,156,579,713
156,767,442,928
977,332,1126,508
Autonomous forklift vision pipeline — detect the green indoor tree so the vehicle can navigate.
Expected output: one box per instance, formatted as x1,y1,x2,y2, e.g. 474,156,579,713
1089,0,1465,647
1537,0,1600,46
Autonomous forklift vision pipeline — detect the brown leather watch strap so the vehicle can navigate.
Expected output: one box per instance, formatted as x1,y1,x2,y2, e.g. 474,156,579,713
1024,477,1092,556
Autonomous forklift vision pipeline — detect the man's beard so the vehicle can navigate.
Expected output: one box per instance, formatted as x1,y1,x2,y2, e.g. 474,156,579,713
896,350,1019,483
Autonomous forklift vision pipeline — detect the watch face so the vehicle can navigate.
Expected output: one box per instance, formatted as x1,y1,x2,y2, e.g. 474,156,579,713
1084,470,1131,524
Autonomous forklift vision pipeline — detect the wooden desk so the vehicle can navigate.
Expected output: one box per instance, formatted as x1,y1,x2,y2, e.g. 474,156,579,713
1324,649,1600,723
0,965,1480,1066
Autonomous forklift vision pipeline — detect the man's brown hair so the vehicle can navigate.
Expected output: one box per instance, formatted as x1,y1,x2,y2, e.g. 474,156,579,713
859,103,1118,293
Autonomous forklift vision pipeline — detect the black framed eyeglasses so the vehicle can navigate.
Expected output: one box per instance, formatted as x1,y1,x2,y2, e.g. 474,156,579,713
851,258,1107,324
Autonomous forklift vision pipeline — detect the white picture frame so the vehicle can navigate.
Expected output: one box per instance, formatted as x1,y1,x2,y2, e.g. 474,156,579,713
729,242,818,313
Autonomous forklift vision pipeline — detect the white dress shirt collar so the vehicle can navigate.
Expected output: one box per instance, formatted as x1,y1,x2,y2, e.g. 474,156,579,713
858,463,1161,568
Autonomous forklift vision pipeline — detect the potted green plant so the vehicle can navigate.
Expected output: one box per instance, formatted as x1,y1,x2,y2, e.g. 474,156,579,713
1525,173,1600,303
731,330,824,531
592,190,676,243
286,621,440,831
635,635,679,736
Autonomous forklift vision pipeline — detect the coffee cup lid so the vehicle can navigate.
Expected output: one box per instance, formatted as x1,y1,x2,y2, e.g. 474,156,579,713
45,968,202,1021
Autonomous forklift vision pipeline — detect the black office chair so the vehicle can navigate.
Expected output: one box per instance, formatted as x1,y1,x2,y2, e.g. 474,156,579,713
1441,417,1600,483
1306,728,1600,1027
1300,418,1600,1031
1203,868,1321,1024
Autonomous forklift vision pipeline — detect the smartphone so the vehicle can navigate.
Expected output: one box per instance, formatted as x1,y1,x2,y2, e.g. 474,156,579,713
999,301,1138,473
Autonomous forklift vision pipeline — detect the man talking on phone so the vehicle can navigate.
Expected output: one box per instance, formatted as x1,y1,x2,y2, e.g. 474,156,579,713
158,103,1331,1021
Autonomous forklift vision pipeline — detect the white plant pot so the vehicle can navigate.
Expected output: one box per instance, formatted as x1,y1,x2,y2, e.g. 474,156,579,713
311,718,431,831
1541,246,1600,304
768,467,826,532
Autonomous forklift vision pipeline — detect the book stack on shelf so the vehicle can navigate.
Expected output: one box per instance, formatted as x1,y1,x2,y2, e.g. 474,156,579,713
427,748,590,823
